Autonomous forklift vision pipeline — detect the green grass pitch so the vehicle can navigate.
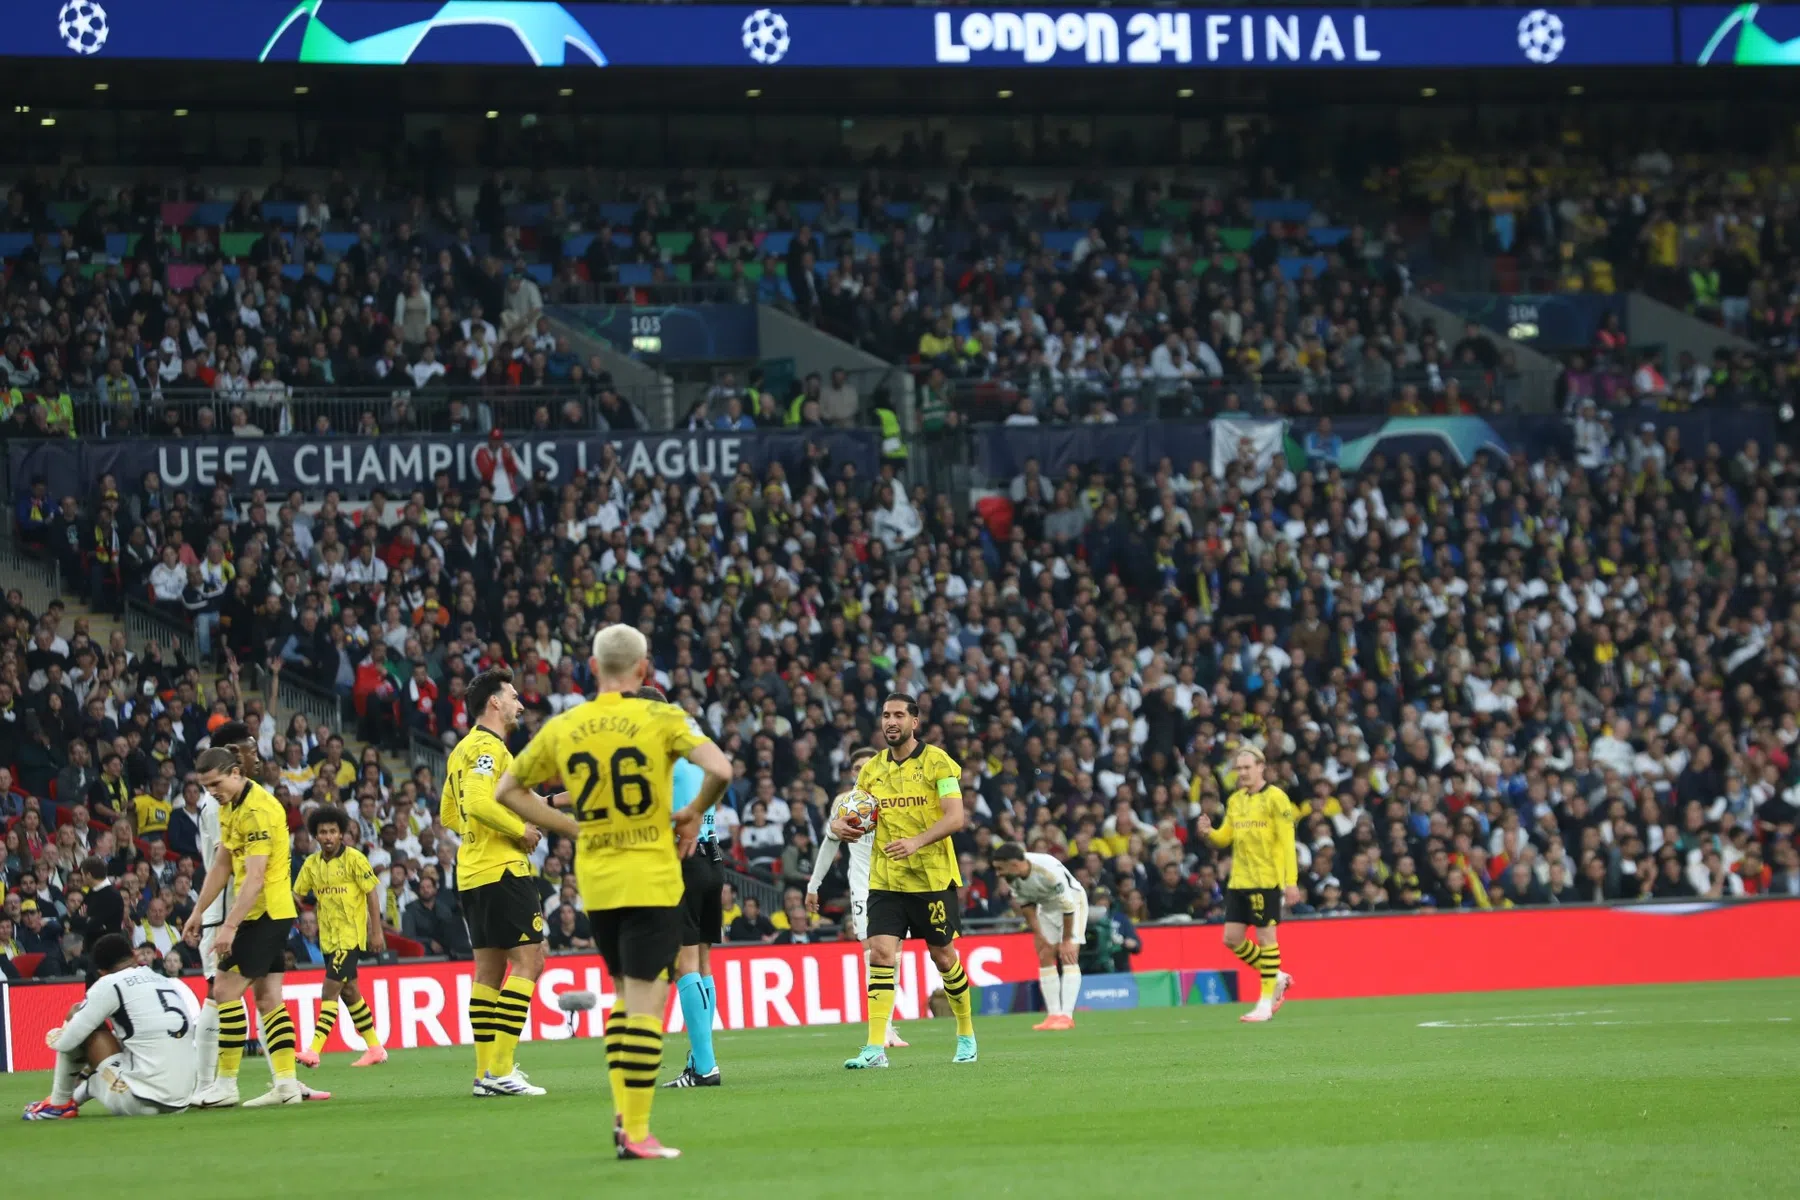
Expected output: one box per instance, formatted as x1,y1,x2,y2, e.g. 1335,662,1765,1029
4,980,1797,1197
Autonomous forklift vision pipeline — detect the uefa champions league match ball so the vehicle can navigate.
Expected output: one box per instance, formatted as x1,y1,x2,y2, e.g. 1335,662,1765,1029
837,789,879,833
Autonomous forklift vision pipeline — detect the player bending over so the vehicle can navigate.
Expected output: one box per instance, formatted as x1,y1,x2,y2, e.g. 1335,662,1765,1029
1198,745,1299,1023
293,805,387,1068
835,693,977,1070
24,933,197,1120
991,843,1088,1030
805,745,905,1048
662,688,726,1089
494,625,733,1160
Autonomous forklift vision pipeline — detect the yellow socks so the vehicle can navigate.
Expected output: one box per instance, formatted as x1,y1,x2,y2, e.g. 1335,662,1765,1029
1230,939,1264,971
617,1014,664,1142
603,999,628,1117
1258,943,1282,1002
469,982,500,1077
347,996,380,1047
941,959,975,1037
489,976,535,1077
310,1000,338,1055
865,963,897,1046
262,1004,297,1081
218,999,248,1079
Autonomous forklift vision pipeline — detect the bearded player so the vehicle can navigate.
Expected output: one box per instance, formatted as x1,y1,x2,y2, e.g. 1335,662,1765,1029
805,745,905,1049
835,694,975,1070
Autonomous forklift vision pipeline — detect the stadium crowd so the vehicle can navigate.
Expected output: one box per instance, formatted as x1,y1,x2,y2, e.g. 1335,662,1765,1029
6,381,1800,981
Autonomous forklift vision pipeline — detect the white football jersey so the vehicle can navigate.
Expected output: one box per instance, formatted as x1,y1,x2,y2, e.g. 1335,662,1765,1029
809,792,874,901
53,965,197,1108
195,792,232,926
1009,852,1083,913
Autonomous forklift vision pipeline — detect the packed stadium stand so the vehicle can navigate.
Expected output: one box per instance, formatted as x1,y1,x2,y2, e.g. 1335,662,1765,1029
4,52,1799,994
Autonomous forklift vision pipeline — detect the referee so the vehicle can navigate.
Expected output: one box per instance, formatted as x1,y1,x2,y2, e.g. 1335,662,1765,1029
654,688,723,1090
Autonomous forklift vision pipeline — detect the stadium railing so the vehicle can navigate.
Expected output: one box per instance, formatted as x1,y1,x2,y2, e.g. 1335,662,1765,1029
0,538,63,621
273,666,348,742
58,382,668,440
122,596,198,667
725,866,786,918
407,730,449,794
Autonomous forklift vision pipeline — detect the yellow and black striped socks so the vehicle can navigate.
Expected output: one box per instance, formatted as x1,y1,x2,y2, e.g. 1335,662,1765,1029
941,958,975,1037
603,998,628,1117
310,1001,339,1055
617,1014,664,1142
1258,943,1282,1002
1230,939,1264,973
262,1004,297,1080
489,976,535,1077
469,983,500,1077
347,996,380,1047
218,999,248,1079
865,963,897,1045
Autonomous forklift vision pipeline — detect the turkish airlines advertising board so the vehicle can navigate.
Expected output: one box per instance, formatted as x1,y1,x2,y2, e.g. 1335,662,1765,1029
4,902,1797,1072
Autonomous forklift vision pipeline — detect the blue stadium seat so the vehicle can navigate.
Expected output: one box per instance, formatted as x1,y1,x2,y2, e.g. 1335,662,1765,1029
852,232,880,256
1252,200,1314,223
793,202,823,223
526,263,553,284
618,263,655,284
599,203,639,227
104,234,132,259
190,202,233,227
1277,255,1328,281
563,233,595,258
1310,227,1350,247
0,233,35,258
1067,201,1104,225
762,232,793,257
261,201,303,226
507,203,550,226
1041,231,1082,253
322,232,359,254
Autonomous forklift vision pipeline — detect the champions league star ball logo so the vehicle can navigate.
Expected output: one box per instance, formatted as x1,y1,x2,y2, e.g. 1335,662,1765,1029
742,8,791,64
1516,9,1566,64
58,0,109,55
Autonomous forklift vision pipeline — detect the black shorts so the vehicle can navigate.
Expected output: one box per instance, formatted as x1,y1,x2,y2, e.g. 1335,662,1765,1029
592,906,683,983
1225,887,1283,928
462,874,546,950
866,887,960,948
324,949,359,983
679,853,724,946
221,916,293,979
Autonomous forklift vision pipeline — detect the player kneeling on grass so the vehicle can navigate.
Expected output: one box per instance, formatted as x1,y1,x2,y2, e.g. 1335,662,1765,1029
293,805,388,1069
1198,745,1299,1023
991,844,1088,1030
25,933,197,1120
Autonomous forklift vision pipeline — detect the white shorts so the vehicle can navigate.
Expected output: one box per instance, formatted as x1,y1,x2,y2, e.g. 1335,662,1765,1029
200,925,220,979
95,1054,184,1117
1034,895,1088,946
847,893,868,942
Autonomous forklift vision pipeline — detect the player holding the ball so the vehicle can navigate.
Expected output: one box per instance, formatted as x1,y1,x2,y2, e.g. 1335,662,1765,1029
806,746,907,1049
834,693,977,1070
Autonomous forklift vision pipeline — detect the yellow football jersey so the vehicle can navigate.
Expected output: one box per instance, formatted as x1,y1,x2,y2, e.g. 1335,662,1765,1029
294,846,378,953
1207,784,1298,890
132,791,173,835
857,742,964,893
510,692,709,910
440,726,532,890
221,780,298,921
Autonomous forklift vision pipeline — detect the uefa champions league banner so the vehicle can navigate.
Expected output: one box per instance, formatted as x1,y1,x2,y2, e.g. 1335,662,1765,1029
17,1,1683,68
7,428,880,501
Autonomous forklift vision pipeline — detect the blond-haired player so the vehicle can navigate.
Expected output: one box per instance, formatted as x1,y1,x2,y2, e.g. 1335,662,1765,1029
1198,744,1300,1023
